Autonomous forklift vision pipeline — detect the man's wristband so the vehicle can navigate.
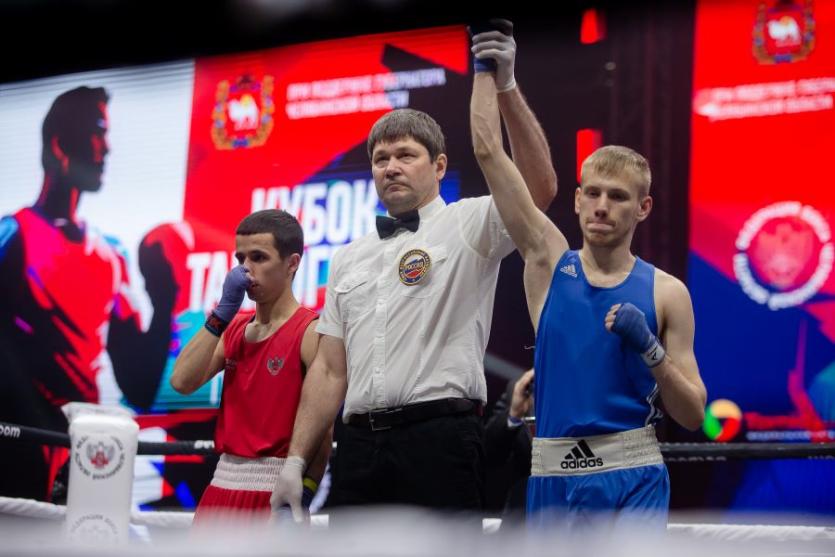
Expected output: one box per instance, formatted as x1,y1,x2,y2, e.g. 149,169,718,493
204,312,229,337
302,477,319,493
301,477,318,508
474,58,497,72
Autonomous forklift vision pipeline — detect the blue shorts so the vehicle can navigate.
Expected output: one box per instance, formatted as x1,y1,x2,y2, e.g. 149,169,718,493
526,464,670,531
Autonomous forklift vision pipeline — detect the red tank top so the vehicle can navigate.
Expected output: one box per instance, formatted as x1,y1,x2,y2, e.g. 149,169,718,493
214,306,318,458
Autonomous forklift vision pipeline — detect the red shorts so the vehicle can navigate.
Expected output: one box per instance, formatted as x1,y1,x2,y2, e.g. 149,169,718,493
192,453,283,526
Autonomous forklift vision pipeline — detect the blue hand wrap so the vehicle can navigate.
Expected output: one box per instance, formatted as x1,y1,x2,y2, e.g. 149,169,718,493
469,22,498,72
474,58,497,72
213,265,251,323
611,303,665,367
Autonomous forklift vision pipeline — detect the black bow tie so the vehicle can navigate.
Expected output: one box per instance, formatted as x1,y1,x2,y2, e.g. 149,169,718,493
376,210,420,239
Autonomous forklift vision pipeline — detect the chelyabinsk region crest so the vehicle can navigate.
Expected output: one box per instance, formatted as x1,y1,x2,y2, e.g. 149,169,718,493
753,0,815,64
212,74,275,149
399,249,431,286
74,435,126,480
734,201,833,310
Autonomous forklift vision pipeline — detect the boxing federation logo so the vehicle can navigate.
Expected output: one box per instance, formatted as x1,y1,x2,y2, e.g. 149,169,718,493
87,441,115,469
399,249,431,286
753,0,815,64
734,201,833,310
74,435,126,480
267,356,285,376
212,74,275,149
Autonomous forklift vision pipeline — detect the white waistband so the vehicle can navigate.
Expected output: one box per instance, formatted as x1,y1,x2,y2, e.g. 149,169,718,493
531,425,663,477
210,454,285,492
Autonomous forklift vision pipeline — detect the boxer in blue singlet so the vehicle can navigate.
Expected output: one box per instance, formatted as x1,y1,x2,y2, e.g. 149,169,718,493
470,70,707,530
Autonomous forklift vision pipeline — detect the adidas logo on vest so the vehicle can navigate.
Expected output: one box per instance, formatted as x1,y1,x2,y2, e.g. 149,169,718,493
559,263,577,277
560,439,604,470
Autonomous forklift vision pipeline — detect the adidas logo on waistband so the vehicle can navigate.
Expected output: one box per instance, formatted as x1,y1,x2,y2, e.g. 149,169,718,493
559,264,577,277
560,439,604,470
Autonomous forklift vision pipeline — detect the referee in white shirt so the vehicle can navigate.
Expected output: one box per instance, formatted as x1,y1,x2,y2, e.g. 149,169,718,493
271,21,557,518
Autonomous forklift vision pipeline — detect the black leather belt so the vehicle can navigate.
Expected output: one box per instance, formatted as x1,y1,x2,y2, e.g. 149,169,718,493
347,398,483,431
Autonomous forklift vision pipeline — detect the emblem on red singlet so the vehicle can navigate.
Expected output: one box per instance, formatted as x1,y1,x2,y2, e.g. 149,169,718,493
267,356,285,376
398,249,431,286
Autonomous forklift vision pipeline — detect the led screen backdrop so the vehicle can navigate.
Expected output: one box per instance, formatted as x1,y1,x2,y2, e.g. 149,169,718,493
689,0,835,513
4,3,833,515
0,26,466,508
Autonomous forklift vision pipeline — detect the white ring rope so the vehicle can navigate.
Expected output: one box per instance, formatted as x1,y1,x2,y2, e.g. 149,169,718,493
0,496,189,529
0,496,66,521
2,496,833,540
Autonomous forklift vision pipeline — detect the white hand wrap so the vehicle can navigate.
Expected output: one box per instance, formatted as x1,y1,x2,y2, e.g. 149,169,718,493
641,337,666,368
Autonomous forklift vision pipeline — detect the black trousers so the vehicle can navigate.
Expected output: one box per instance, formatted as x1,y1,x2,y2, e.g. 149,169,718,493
328,413,485,511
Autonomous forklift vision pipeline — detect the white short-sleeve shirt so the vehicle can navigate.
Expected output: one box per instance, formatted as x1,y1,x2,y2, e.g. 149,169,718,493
316,194,514,420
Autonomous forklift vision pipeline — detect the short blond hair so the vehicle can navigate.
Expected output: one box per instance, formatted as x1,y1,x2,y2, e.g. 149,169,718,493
580,145,651,197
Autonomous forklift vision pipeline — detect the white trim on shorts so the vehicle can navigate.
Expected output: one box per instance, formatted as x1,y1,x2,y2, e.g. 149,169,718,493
531,425,663,477
210,453,285,492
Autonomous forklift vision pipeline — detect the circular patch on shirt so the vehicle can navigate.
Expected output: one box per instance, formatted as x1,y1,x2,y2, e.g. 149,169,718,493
266,356,284,376
398,249,431,286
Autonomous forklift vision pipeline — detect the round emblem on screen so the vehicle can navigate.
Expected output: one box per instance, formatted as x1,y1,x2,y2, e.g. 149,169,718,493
702,399,742,443
399,249,431,286
733,201,833,310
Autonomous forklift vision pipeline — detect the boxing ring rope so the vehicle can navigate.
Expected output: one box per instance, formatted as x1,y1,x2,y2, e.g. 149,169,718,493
2,496,835,542
2,420,835,541
0,421,217,456
3,420,834,460
0,496,194,529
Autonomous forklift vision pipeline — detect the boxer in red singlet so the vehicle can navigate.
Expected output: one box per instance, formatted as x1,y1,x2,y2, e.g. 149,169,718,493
171,209,331,523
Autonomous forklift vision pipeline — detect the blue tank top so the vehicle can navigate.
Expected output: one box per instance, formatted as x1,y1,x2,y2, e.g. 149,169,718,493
534,250,663,438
